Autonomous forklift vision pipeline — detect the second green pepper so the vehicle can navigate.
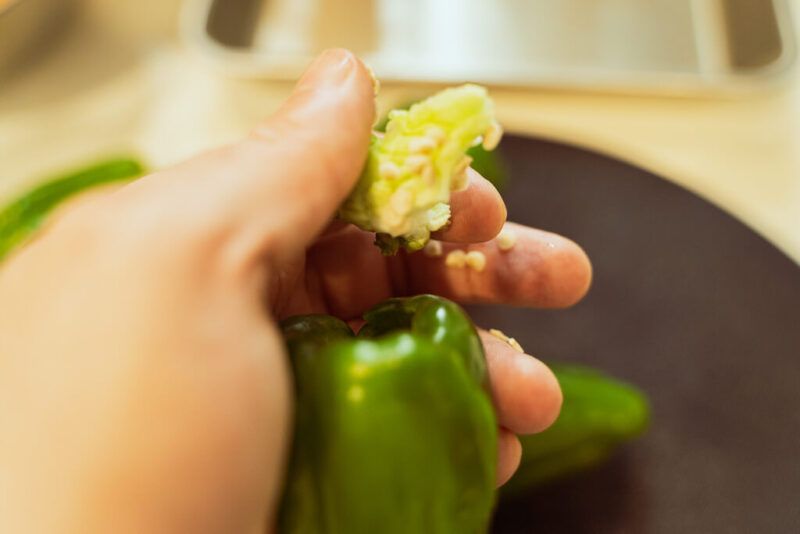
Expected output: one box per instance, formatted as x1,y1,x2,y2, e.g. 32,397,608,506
501,364,649,497
0,157,144,263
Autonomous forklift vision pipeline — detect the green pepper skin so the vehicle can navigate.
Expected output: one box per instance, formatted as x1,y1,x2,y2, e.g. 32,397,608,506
359,295,488,388
0,158,144,262
279,295,497,534
501,364,649,498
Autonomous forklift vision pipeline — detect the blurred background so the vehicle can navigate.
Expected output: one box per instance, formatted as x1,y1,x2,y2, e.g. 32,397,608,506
2,1,799,532
1,0,798,260
1,0,798,259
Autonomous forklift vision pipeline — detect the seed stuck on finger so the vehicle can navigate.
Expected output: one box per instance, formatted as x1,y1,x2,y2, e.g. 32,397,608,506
465,250,487,271
423,240,443,257
508,338,524,353
496,228,517,251
445,249,467,267
489,329,525,353
482,120,503,150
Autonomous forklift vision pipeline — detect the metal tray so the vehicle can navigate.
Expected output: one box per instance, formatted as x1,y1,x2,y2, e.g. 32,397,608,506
181,0,797,96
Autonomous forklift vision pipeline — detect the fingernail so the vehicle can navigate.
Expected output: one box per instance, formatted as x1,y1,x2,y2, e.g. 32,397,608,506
298,48,356,89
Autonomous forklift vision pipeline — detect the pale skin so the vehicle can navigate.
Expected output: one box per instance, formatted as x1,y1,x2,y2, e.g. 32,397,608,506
0,50,592,534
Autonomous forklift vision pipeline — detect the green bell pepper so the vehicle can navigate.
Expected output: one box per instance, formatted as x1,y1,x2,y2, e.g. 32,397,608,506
501,364,650,497
0,157,144,262
0,156,649,522
279,295,498,534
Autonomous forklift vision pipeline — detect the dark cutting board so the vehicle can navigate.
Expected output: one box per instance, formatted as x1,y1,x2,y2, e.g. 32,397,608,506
465,136,800,534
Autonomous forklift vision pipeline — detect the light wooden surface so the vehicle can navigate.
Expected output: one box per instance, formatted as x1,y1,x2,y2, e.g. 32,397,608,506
1,0,798,262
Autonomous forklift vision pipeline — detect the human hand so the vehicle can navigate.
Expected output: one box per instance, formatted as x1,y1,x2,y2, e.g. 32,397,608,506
0,49,591,534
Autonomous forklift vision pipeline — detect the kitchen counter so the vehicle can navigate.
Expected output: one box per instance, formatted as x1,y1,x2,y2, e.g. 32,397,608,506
1,0,798,262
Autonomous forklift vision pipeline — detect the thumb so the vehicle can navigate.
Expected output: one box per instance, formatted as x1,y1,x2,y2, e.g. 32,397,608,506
157,48,376,268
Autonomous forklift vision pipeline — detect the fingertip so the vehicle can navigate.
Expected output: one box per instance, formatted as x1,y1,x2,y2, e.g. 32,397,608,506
547,234,593,308
480,330,563,435
473,169,508,239
296,48,360,88
499,223,593,309
496,428,522,488
505,351,563,435
217,49,376,265
255,48,375,151
519,360,563,434
433,170,507,243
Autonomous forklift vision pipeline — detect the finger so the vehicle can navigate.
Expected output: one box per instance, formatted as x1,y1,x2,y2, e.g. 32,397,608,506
125,48,376,268
220,48,375,263
306,221,591,319
406,222,592,308
431,168,506,243
496,428,522,488
480,328,562,435
307,226,396,318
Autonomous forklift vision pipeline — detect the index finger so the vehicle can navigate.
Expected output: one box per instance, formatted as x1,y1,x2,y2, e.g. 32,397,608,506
431,168,507,243
404,222,592,308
